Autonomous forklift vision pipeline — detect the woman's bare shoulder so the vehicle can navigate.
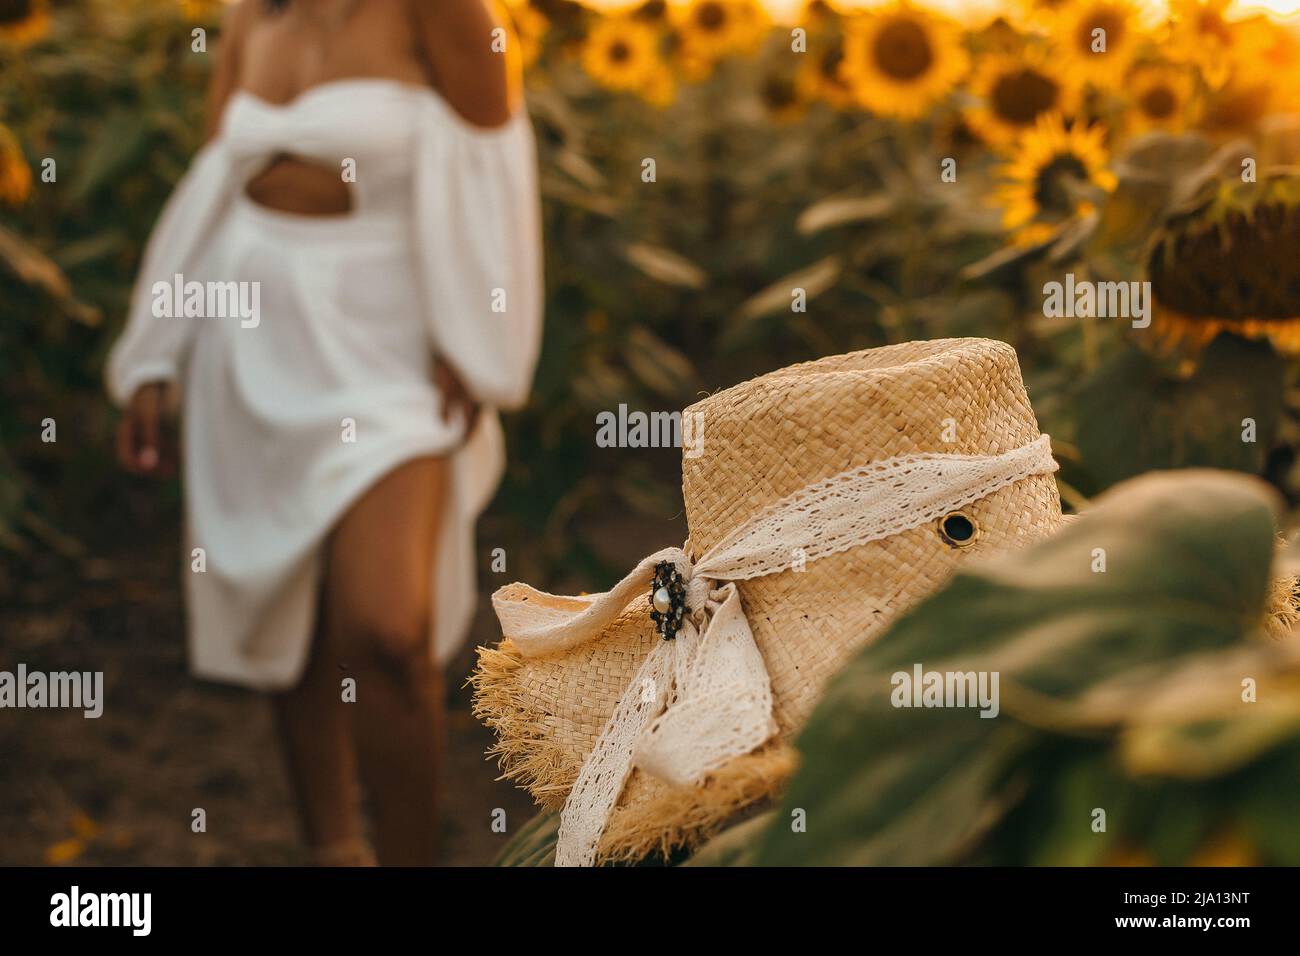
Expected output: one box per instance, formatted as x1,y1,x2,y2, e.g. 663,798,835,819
403,0,517,128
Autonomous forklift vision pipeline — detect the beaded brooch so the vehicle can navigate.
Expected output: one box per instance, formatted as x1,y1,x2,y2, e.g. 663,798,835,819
648,560,687,640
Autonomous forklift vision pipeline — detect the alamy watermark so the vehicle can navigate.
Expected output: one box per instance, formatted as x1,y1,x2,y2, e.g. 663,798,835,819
152,273,260,328
0,664,103,718
1042,273,1151,329
50,886,150,936
890,663,999,718
595,404,705,458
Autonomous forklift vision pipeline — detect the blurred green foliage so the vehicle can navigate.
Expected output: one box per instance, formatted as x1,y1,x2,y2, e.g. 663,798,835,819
711,471,1300,866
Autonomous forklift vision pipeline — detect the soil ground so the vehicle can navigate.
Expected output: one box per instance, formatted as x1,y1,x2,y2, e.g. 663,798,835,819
0,495,682,867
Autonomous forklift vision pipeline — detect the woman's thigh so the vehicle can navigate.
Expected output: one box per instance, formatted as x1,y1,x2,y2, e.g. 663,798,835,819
324,456,448,664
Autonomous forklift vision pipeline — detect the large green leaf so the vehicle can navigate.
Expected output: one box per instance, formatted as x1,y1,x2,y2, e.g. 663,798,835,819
682,811,774,867
1073,335,1285,488
754,470,1280,866
1013,750,1137,866
1237,744,1300,865
493,810,559,867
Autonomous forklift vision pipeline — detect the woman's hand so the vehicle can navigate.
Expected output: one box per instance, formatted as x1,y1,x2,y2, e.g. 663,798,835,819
434,360,481,436
116,382,177,477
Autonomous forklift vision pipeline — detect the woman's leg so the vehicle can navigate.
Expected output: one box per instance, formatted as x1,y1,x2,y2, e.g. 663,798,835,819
270,607,368,864
324,457,448,866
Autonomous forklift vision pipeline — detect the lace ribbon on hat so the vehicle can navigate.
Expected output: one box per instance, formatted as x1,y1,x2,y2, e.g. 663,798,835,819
491,434,1059,866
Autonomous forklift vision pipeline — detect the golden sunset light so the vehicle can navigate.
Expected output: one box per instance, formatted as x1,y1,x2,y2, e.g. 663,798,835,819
8,0,1300,893
575,0,1300,24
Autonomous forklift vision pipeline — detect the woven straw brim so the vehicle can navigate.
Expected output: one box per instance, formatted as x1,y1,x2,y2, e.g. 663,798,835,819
473,338,1064,861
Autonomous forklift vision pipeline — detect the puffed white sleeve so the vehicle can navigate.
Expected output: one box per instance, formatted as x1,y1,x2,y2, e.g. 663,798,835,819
105,143,237,407
411,99,544,411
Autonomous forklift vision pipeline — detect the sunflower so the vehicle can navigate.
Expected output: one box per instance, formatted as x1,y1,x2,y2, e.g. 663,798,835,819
994,113,1116,246
1123,62,1199,135
580,16,669,96
966,49,1079,146
1233,15,1300,110
1164,0,1239,90
795,39,856,110
672,0,767,66
838,3,970,121
1148,174,1300,355
0,0,50,46
508,2,549,70
0,124,31,206
1048,0,1148,91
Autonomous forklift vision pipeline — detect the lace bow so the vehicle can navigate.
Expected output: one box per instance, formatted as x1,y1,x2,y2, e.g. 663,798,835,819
491,435,1059,866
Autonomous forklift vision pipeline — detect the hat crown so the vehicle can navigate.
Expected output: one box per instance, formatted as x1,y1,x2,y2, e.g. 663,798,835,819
682,338,1043,558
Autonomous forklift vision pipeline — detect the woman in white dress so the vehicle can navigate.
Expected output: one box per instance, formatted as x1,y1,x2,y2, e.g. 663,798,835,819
106,0,543,865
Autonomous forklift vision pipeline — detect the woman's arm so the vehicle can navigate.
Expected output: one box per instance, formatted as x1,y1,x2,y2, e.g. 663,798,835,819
115,3,255,475
203,0,255,141
410,0,518,128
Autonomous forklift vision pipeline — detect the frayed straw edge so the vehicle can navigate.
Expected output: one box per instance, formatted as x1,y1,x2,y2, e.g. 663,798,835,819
596,743,800,864
471,639,801,864
1264,573,1300,640
468,640,579,812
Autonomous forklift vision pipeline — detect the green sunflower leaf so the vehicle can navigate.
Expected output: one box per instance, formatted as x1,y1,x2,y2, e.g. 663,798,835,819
1073,334,1285,488
754,470,1279,866
493,810,559,867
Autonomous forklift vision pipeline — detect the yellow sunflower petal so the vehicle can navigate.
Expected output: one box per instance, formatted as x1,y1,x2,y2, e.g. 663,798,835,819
581,16,669,95
838,2,970,121
992,113,1115,245
967,46,1081,146
1048,0,1149,90
1124,61,1200,136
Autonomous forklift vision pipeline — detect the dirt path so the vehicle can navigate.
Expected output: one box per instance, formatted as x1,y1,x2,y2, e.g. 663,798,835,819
0,549,537,866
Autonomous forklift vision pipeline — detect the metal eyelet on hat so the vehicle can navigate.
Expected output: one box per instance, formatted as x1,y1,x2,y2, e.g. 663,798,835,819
937,511,979,548
649,560,687,640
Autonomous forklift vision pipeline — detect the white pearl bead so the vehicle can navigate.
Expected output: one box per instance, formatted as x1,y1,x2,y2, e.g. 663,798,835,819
652,587,672,614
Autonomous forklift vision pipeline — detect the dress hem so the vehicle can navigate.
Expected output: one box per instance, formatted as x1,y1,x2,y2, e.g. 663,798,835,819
184,417,491,693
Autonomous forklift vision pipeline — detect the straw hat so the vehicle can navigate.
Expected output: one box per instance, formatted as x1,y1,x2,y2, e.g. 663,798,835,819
473,338,1065,864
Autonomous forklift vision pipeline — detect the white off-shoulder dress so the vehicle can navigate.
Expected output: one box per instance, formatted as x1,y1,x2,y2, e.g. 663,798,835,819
105,80,543,689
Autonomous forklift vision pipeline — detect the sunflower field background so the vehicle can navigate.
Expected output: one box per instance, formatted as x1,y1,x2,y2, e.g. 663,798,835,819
7,0,1300,573
5,0,1300,866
